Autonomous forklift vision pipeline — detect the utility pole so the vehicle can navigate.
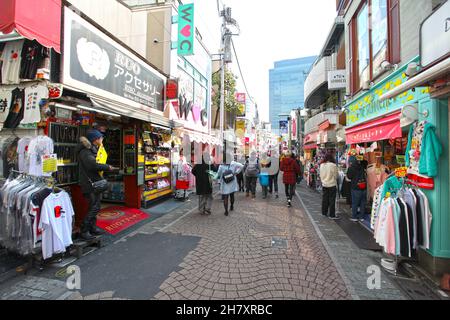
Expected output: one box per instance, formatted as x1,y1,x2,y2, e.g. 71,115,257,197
219,6,238,146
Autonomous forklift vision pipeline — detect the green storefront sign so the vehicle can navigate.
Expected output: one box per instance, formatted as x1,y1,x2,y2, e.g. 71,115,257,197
178,4,194,56
346,57,429,127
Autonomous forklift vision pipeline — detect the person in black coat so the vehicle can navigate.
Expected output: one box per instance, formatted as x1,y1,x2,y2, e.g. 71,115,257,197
77,130,116,240
191,154,213,215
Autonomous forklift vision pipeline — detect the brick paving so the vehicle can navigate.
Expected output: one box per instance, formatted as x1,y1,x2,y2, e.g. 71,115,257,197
1,182,444,300
296,183,407,300
152,189,352,300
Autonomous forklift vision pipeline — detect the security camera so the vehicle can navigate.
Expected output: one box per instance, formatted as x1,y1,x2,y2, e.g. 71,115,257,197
153,38,159,44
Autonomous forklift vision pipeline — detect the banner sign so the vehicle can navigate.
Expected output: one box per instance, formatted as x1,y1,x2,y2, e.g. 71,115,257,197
178,4,194,56
235,119,246,138
63,7,166,112
279,120,288,135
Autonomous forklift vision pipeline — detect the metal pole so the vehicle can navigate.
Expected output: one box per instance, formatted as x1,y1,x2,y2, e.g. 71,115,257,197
220,57,225,145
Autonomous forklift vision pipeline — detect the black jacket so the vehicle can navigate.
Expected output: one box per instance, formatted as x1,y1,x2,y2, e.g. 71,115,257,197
191,162,213,195
77,137,110,194
346,163,365,191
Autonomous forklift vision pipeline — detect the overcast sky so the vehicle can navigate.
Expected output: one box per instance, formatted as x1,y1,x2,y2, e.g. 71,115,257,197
192,0,338,122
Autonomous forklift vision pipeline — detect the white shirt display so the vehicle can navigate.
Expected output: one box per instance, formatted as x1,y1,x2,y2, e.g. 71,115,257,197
28,136,54,177
17,136,32,173
0,89,12,126
20,85,48,125
1,40,25,84
38,191,74,260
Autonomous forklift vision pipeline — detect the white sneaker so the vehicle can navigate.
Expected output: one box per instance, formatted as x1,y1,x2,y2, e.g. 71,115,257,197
350,218,358,222
329,216,341,220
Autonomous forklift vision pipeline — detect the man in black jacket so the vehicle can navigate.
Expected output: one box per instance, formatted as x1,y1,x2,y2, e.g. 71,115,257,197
77,129,115,240
191,154,213,215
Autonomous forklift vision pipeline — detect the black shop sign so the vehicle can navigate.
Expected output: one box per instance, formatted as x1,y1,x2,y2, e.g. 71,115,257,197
62,7,166,111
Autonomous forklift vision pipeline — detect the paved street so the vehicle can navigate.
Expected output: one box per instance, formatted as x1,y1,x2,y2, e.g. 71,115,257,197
0,182,447,301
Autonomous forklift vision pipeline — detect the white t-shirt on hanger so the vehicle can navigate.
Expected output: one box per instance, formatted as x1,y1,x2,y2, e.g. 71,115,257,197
39,191,74,260
20,85,48,125
28,136,54,177
1,40,25,84
17,136,32,173
0,89,12,126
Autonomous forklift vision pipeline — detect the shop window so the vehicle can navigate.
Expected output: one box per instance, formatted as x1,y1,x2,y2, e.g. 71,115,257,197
349,0,401,94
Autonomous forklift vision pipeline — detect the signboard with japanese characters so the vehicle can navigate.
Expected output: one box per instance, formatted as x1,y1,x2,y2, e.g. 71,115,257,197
62,7,166,112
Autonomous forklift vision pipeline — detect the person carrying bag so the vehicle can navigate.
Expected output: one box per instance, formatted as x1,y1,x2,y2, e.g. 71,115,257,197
77,130,117,240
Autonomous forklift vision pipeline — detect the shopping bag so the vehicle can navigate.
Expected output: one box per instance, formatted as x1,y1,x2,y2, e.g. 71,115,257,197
259,173,269,187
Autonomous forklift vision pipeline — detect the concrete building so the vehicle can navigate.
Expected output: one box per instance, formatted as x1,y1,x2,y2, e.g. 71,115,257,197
269,56,316,135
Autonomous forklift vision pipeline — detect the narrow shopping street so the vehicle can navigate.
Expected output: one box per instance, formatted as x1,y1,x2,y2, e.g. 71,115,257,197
1,180,445,301
0,183,353,300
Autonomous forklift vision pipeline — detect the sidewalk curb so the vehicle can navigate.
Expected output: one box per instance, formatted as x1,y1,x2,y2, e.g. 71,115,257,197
296,191,360,300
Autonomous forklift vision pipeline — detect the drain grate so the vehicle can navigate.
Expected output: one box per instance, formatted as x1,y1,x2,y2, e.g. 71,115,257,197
271,237,288,249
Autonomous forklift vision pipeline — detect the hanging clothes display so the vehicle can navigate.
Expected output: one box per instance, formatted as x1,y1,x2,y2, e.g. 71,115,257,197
20,84,48,125
27,135,54,177
372,180,432,258
19,40,50,80
0,40,25,85
0,173,74,259
405,121,442,189
0,88,12,130
366,164,390,200
3,87,25,129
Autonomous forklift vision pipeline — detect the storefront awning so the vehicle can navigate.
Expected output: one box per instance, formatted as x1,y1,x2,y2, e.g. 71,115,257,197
304,144,317,150
0,0,61,52
303,131,319,145
379,56,450,101
176,129,221,146
89,96,172,128
345,111,402,145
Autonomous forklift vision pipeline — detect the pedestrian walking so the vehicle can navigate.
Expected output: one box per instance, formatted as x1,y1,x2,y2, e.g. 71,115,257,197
77,129,117,240
191,154,213,215
268,151,280,198
236,155,245,192
244,152,260,199
280,151,301,207
346,156,367,222
260,153,271,199
216,154,244,216
320,153,340,219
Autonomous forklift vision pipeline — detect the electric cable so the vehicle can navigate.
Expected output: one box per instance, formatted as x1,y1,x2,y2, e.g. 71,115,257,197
231,38,256,105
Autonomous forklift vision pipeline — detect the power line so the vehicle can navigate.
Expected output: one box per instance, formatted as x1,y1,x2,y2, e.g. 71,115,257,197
231,38,255,105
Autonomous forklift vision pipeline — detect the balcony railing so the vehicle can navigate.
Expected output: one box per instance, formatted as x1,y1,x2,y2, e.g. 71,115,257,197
304,55,335,105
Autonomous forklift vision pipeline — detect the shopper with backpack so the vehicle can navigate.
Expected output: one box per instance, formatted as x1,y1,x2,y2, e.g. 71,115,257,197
216,154,244,216
244,152,260,199
346,156,367,222
280,151,301,207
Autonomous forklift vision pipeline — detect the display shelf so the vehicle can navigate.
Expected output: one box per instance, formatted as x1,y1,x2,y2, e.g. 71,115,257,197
143,188,172,201
57,163,78,167
145,172,170,180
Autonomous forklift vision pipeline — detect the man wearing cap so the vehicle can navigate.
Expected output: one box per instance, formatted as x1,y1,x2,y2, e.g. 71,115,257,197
77,129,116,240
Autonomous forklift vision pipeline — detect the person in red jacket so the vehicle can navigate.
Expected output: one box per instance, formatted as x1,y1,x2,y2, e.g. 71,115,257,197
280,151,301,207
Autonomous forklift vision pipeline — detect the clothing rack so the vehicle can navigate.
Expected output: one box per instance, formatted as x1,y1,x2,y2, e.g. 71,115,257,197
1,170,70,272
